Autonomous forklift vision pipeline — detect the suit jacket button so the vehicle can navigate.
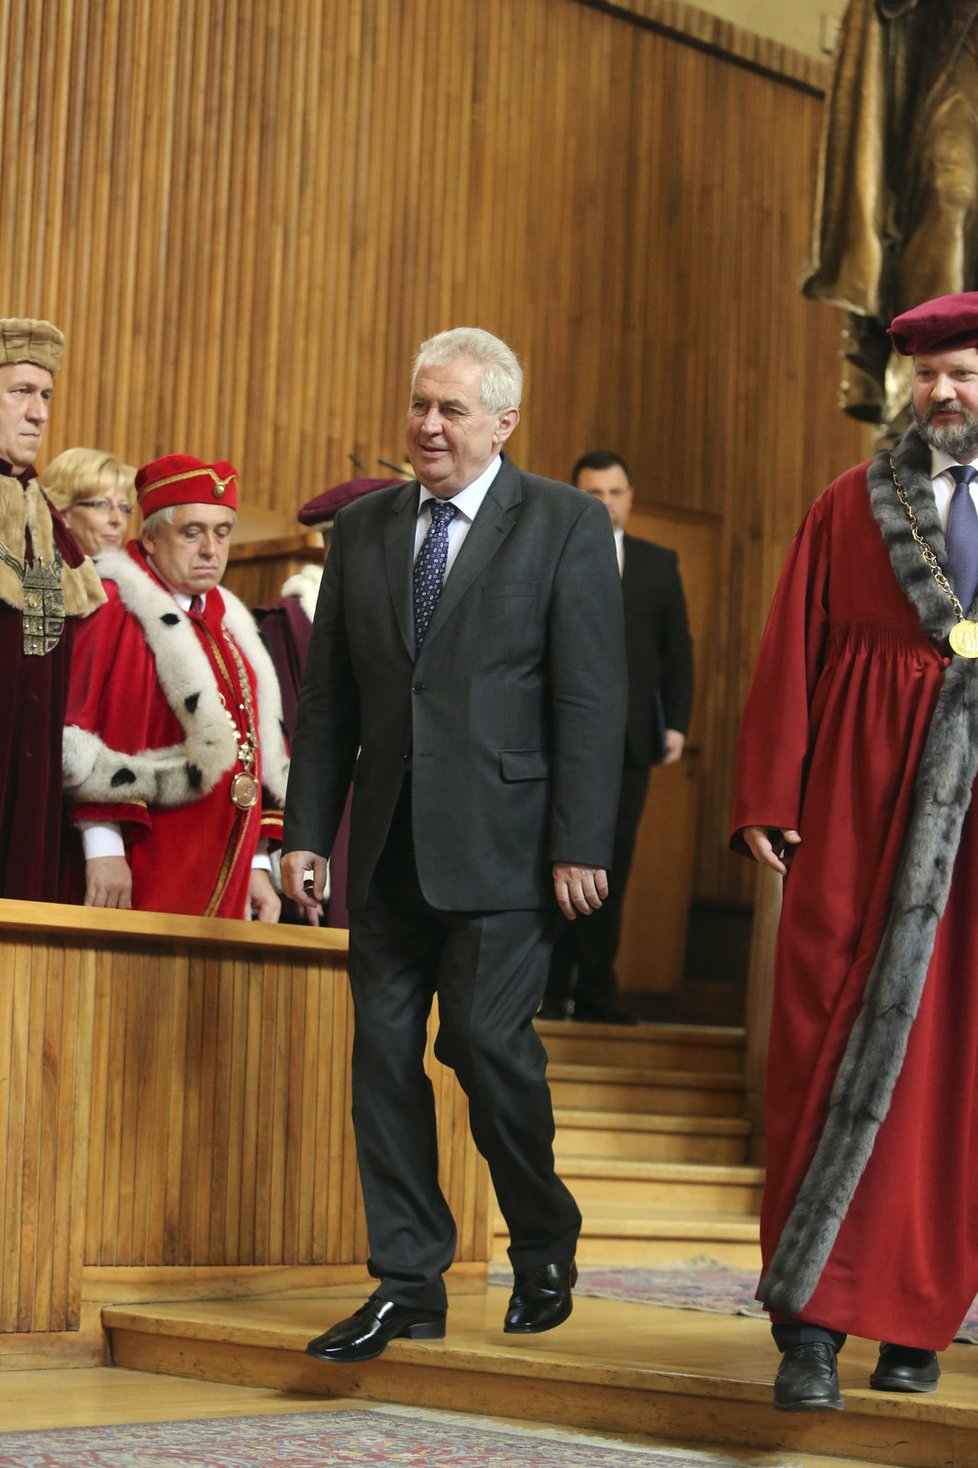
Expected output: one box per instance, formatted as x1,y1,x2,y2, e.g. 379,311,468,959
412,682,425,693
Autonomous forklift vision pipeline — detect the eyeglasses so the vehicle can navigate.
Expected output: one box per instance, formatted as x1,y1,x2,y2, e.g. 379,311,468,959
73,499,133,515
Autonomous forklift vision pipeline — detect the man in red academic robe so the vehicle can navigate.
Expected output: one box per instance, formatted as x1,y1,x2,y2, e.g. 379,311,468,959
733,292,978,1412
62,454,289,920
0,316,105,901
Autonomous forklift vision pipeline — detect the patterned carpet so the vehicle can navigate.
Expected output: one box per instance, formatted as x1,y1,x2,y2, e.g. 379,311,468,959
0,1404,793,1467
490,1261,978,1342
489,1259,766,1318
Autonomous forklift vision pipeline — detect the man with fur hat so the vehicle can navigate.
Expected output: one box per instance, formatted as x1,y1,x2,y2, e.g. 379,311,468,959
733,291,978,1410
61,454,289,920
0,316,104,900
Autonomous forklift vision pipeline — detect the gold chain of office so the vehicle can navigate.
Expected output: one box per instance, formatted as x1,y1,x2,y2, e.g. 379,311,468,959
210,626,261,810
888,453,978,658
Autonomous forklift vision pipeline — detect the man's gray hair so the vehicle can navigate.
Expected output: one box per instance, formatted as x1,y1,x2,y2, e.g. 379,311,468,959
142,505,237,537
412,327,523,413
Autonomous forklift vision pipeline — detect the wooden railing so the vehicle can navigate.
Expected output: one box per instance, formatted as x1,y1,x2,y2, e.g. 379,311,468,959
0,902,488,1362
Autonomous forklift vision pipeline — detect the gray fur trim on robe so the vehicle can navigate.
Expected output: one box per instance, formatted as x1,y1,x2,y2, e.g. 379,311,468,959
762,426,978,1315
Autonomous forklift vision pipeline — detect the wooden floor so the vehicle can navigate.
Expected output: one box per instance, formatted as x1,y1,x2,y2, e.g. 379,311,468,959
50,1282,976,1468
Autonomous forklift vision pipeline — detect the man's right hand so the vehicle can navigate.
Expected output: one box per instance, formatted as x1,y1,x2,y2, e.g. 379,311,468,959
281,849,328,919
85,854,133,909
742,826,801,876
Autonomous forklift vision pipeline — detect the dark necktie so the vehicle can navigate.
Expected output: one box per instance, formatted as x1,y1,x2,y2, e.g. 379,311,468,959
946,464,978,613
413,500,457,647
190,594,204,615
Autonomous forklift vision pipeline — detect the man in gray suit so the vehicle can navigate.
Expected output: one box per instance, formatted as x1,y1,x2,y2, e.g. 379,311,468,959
282,327,627,1362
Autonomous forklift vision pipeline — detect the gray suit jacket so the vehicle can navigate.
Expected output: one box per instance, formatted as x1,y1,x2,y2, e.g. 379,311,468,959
283,455,628,911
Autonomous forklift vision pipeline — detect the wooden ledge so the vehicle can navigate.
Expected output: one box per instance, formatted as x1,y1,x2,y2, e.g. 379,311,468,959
577,0,829,93
0,898,348,957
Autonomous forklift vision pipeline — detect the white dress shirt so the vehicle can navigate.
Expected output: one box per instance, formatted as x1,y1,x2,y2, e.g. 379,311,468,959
929,448,978,530
413,455,503,574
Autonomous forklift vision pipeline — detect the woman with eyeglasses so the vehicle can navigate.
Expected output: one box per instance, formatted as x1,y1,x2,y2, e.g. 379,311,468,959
43,447,136,556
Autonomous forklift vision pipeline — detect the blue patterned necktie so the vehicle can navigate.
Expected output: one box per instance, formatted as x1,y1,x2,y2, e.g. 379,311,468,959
946,464,978,613
413,500,458,647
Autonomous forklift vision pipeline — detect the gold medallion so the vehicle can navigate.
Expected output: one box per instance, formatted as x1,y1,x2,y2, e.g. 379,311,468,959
950,620,978,658
230,771,260,809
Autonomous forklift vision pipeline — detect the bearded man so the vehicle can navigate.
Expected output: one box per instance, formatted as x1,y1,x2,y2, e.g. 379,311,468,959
732,291,978,1411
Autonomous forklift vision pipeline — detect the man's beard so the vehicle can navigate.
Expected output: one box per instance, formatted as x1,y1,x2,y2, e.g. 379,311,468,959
914,400,978,457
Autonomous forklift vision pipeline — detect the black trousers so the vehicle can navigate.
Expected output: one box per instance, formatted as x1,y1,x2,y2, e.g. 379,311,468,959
546,761,651,1015
347,784,581,1310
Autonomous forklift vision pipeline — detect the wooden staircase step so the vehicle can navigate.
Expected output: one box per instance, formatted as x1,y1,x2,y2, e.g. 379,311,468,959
555,1158,763,1214
547,1063,745,1116
575,1205,761,1268
103,1289,978,1467
495,1202,761,1268
537,1019,745,1073
553,1108,751,1164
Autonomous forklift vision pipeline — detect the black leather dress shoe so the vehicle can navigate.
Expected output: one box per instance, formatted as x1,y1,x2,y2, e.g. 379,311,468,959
773,1341,844,1412
571,1004,638,1026
503,1259,578,1333
306,1297,446,1363
869,1343,941,1393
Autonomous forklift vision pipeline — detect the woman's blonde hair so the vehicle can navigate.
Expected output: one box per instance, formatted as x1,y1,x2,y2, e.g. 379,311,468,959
42,447,135,511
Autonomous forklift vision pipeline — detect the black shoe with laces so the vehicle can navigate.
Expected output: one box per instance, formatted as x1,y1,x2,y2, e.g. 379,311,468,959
869,1343,940,1393
773,1340,844,1412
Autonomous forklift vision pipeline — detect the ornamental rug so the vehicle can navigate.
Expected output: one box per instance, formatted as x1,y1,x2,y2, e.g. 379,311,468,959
489,1260,766,1320
489,1261,978,1343
0,1404,797,1468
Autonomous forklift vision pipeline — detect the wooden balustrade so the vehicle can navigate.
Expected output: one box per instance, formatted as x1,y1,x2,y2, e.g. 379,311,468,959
0,902,488,1364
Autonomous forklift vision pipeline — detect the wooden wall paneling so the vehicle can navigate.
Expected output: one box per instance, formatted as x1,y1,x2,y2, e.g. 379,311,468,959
0,939,94,1335
0,0,877,926
179,950,208,1266
0,940,20,1331
38,945,67,1328
7,939,32,1332
65,947,97,1330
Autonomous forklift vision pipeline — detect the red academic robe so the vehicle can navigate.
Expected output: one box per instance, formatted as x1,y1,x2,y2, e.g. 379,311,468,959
732,460,978,1349
254,574,351,928
64,543,285,919
0,469,102,901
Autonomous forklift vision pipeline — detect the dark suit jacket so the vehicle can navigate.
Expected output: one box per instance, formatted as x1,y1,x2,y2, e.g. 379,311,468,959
621,533,693,767
283,456,628,911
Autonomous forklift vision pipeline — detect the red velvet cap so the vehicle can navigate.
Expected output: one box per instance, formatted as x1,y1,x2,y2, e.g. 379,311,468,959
136,454,239,517
888,293,978,356
297,476,400,527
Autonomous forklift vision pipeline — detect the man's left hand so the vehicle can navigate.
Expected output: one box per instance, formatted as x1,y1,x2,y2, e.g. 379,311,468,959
662,729,686,765
553,863,608,921
249,868,282,923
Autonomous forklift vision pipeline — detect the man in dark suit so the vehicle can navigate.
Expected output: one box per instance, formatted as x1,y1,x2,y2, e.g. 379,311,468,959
543,451,693,1023
281,329,627,1362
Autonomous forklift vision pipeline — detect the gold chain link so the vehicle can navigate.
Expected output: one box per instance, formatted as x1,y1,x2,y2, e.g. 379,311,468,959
888,454,964,619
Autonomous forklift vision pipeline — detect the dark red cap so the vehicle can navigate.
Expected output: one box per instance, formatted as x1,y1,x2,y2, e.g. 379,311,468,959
136,454,239,517
297,476,401,527
888,293,978,356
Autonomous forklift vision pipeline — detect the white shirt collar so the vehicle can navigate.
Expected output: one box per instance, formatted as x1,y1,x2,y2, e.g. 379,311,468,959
417,454,503,521
930,447,978,480
146,554,195,611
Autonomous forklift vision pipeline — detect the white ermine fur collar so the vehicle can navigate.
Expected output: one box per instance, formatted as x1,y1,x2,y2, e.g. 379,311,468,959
280,562,322,624
63,550,289,808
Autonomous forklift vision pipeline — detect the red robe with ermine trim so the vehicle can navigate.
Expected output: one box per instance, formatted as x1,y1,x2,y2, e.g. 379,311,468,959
62,542,287,919
732,453,978,1350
